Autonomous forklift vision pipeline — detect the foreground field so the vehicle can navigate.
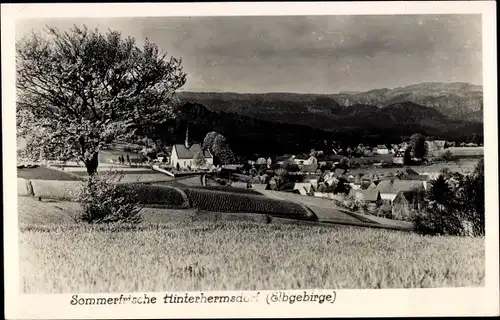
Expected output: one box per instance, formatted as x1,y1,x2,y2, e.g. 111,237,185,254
20,220,484,293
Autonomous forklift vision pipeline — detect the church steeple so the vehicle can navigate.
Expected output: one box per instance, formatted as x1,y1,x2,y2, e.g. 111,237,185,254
184,123,190,148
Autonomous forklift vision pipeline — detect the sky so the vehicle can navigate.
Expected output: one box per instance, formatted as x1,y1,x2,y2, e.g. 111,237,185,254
15,15,482,94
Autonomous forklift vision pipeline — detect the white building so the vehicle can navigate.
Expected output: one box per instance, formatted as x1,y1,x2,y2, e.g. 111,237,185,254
170,127,213,169
374,145,389,155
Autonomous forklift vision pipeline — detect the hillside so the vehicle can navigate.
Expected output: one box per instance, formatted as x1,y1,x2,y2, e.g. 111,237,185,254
153,100,483,159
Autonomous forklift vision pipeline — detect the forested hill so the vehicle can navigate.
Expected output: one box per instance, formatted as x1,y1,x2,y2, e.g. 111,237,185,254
153,101,483,159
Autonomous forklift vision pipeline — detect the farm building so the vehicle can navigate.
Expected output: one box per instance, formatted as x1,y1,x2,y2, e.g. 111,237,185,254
374,145,389,155
301,163,319,173
304,177,319,190
391,190,426,221
293,183,314,195
230,181,250,189
256,157,267,165
392,151,405,165
250,183,268,191
375,179,426,203
305,156,318,165
397,167,420,176
349,189,382,205
170,142,213,169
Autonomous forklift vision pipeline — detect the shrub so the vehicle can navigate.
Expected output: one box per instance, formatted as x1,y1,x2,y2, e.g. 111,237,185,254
377,202,392,218
74,171,142,224
345,192,364,212
415,159,484,236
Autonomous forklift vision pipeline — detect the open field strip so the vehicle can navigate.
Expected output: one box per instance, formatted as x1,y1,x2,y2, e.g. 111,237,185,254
19,216,485,292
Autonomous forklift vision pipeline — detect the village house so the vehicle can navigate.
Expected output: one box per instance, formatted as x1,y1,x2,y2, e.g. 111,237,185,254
374,145,389,155
293,155,317,166
250,183,268,192
398,142,409,151
301,163,319,174
349,189,382,206
230,181,250,189
392,150,405,165
256,157,267,165
304,174,320,189
170,130,213,170
293,182,314,195
375,179,426,203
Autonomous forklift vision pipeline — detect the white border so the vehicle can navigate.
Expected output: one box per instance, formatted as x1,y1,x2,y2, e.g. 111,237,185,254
2,2,498,319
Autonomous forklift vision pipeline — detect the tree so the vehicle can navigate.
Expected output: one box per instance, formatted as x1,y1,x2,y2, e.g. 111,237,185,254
403,146,413,165
16,25,187,175
459,158,484,236
274,168,289,187
193,151,207,168
410,134,427,159
212,134,235,165
202,131,235,165
334,177,351,195
202,131,219,152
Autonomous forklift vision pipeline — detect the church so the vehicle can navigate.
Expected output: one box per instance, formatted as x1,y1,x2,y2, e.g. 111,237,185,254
170,126,213,170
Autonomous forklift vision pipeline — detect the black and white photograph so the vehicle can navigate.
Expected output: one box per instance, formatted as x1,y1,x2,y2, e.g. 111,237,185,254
3,2,499,319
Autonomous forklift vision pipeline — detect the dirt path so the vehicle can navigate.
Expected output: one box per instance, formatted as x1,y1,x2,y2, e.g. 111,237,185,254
257,190,414,230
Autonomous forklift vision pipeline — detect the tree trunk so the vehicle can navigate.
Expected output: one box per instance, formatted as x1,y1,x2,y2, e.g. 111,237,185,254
85,152,99,176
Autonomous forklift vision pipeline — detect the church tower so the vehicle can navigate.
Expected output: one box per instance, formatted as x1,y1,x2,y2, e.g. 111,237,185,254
184,123,190,148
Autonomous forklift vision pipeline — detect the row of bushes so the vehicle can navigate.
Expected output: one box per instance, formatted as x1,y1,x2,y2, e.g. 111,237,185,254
184,188,312,219
72,170,313,223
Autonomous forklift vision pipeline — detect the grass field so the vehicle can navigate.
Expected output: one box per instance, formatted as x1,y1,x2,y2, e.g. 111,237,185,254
17,167,82,181
19,220,485,293
348,159,480,176
17,197,485,292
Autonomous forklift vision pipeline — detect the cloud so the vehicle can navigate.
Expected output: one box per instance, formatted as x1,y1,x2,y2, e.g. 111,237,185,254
15,15,482,93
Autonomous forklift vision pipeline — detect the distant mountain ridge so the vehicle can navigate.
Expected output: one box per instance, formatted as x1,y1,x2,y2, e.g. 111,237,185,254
336,82,483,121
178,82,483,123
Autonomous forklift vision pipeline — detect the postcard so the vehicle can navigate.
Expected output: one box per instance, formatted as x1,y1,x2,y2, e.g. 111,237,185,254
3,2,498,319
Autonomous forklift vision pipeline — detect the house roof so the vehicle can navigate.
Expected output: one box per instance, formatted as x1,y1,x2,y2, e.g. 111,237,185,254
302,164,318,173
350,189,381,202
400,167,420,176
395,190,425,203
334,168,348,177
305,174,320,180
376,145,388,149
173,144,212,159
251,183,268,191
231,182,249,188
376,179,425,194
256,157,267,164
399,175,429,181
294,183,313,193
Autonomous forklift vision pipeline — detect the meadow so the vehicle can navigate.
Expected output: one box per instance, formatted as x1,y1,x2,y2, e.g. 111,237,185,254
19,219,485,293
18,196,484,293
